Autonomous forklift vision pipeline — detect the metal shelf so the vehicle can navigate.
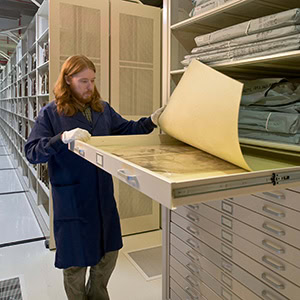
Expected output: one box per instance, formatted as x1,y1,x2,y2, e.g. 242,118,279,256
171,50,300,79
171,0,300,33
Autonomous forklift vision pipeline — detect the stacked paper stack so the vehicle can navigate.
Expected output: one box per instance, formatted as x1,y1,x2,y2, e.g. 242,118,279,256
182,8,300,66
189,0,235,17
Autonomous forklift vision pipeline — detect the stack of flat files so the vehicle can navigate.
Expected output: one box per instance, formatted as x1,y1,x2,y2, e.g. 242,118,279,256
189,0,235,17
238,78,300,145
181,8,300,66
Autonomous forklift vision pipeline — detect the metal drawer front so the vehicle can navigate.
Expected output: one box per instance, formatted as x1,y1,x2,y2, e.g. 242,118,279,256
171,212,297,299
171,218,300,287
170,278,206,300
204,200,300,249
174,206,300,269
227,195,300,230
170,241,259,300
170,243,288,300
170,288,182,300
256,189,300,212
170,265,223,300
170,245,243,300
170,268,202,300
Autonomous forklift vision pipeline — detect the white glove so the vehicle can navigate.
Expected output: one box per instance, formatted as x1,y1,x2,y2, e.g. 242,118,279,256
151,105,166,126
61,128,91,144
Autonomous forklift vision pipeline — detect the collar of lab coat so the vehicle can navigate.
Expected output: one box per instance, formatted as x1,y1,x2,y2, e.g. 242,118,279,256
72,108,102,130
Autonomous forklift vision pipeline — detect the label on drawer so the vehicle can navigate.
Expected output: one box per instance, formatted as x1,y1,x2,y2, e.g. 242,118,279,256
221,243,233,258
221,229,233,243
221,258,233,273
221,272,233,288
96,153,103,166
222,201,233,214
222,216,233,229
221,287,232,300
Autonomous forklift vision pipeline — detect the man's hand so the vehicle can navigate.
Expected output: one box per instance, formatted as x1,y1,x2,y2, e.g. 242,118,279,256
151,105,166,126
61,128,91,144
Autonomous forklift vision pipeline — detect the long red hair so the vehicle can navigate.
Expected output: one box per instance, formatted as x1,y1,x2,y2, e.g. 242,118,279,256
53,55,103,116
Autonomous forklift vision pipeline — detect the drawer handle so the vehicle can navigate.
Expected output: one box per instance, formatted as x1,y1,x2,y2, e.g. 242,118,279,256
262,205,285,218
186,250,199,262
188,204,200,210
186,213,199,223
262,223,285,236
117,169,139,188
262,273,285,290
78,149,85,157
184,287,199,300
262,256,285,271
186,226,199,236
262,290,282,300
262,191,285,200
74,147,85,157
262,240,285,254
186,238,199,249
186,263,200,274
185,275,198,288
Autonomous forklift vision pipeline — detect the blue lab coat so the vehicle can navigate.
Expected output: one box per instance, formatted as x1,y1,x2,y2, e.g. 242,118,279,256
25,100,155,269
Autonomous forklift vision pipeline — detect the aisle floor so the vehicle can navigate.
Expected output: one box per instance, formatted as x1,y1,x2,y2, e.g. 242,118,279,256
0,134,162,300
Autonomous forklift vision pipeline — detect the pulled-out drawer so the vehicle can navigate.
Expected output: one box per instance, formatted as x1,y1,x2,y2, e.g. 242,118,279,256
70,134,300,209
178,204,300,268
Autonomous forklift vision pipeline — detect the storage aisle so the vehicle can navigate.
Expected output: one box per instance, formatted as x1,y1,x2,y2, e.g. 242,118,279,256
0,132,162,300
0,134,44,247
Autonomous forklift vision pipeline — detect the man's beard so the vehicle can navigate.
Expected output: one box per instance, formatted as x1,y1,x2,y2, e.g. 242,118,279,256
72,90,93,104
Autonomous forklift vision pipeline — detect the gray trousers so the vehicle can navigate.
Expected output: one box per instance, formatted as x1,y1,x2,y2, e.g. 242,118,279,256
63,251,119,300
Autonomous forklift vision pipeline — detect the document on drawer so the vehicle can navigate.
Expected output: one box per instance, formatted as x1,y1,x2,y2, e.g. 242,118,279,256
159,59,252,171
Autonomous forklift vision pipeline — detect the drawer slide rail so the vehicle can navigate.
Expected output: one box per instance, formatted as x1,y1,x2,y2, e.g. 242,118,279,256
173,171,300,199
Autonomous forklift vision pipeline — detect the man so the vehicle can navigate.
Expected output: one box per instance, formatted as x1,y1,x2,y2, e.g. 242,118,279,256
24,55,165,300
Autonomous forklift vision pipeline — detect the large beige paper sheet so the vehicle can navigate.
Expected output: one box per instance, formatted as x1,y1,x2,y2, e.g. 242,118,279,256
159,59,251,171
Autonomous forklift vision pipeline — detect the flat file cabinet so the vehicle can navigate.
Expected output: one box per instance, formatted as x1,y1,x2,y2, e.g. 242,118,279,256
167,187,300,300
161,0,300,298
